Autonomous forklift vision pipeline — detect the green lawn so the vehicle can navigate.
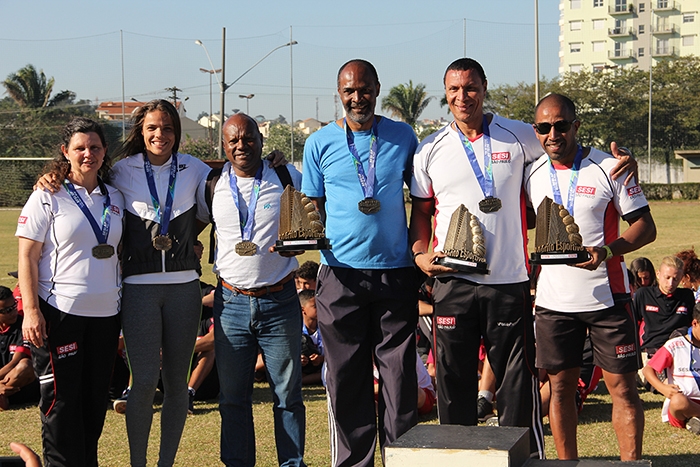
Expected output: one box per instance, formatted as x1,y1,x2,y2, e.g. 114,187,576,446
1,200,700,466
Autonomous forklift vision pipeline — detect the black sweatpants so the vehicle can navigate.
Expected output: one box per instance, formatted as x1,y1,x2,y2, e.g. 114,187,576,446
432,278,544,458
32,299,120,467
316,265,418,467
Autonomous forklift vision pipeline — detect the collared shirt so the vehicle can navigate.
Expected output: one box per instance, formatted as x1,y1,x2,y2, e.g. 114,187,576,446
634,285,695,350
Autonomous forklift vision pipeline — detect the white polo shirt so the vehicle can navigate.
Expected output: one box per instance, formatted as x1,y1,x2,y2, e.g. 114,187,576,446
212,162,302,289
16,184,124,317
411,114,543,285
524,148,650,312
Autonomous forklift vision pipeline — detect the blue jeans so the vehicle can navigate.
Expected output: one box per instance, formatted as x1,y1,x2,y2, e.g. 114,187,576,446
214,280,306,467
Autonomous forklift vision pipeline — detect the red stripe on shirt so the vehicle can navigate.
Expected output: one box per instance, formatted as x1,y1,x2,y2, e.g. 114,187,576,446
603,199,626,295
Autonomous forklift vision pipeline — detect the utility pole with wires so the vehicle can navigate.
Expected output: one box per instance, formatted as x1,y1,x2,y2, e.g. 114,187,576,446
165,86,183,106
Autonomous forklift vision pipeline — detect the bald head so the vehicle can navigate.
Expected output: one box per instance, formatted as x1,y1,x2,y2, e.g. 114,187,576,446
535,93,576,121
222,113,264,177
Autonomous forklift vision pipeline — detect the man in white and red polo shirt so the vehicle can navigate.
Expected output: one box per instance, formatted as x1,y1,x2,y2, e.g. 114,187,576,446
524,93,656,461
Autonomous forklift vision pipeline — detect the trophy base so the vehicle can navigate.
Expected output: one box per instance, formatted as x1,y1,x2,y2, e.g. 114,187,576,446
436,256,489,275
275,238,332,251
530,251,590,265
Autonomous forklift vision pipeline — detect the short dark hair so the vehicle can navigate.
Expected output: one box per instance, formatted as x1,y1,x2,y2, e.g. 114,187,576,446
0,285,12,301
44,117,112,183
117,99,181,160
535,93,577,120
443,58,487,85
295,261,319,281
298,289,316,307
337,59,379,88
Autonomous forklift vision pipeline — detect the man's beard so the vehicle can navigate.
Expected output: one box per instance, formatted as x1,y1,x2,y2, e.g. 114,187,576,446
345,105,373,125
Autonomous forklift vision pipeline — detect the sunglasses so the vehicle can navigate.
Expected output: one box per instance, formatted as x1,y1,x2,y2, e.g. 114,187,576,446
533,119,578,135
0,302,17,314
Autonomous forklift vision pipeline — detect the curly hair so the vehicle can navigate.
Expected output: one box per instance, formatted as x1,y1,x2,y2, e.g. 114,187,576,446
676,248,700,283
115,99,181,160
42,117,112,184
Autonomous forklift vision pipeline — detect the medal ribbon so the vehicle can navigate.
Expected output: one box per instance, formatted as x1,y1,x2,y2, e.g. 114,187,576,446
63,179,111,245
228,163,263,242
143,153,178,236
455,118,494,199
344,118,378,199
548,145,583,216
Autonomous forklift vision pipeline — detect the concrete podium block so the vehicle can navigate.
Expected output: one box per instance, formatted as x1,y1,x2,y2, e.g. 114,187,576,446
524,460,651,466
385,424,530,467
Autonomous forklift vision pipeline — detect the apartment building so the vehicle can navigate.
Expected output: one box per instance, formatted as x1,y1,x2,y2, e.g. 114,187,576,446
559,0,700,73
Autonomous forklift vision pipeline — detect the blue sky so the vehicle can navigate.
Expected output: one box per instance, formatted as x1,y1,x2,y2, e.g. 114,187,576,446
0,0,561,122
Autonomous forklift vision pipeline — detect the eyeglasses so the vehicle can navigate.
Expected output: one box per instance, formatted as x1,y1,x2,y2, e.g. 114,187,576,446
533,119,578,135
0,302,17,314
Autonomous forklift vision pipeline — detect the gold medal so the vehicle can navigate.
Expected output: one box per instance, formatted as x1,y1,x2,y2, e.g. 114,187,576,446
358,198,381,215
153,235,173,251
92,244,115,259
235,241,257,256
478,197,502,213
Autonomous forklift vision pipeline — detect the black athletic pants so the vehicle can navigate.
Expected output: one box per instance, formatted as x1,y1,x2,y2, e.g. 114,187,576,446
32,299,120,467
432,278,545,458
316,265,418,467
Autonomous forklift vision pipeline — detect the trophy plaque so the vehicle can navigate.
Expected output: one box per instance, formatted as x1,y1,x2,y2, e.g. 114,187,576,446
530,197,589,265
435,204,489,274
275,185,332,251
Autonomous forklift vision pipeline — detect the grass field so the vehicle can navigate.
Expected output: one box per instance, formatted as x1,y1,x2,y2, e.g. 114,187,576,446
1,200,699,466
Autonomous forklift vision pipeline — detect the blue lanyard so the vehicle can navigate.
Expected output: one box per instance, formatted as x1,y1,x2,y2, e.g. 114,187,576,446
143,154,178,236
228,163,263,242
63,180,111,245
344,118,378,199
548,145,583,216
455,118,494,199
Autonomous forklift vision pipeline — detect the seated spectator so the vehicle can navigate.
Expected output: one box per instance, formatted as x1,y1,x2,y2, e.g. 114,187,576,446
0,285,39,410
676,249,700,303
629,257,657,294
373,352,435,416
295,260,319,292
635,256,695,359
642,303,700,434
299,290,323,385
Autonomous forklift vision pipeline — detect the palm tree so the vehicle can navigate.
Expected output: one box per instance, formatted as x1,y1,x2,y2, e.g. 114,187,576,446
3,64,56,108
380,80,434,129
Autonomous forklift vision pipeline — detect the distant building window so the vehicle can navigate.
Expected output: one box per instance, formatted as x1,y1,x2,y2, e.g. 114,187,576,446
639,47,645,56
592,41,606,52
570,64,583,72
592,19,605,29
639,25,645,34
594,0,604,6
615,0,628,13
571,20,583,31
639,3,645,12
571,0,582,8
683,35,695,46
684,13,695,23
570,42,583,53
657,0,668,8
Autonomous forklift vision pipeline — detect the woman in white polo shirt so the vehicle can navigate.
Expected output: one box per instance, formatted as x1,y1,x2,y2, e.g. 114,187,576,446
17,117,124,467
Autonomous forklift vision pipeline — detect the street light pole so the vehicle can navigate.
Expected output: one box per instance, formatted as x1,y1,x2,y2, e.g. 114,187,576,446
200,67,221,148
239,94,255,115
196,32,298,159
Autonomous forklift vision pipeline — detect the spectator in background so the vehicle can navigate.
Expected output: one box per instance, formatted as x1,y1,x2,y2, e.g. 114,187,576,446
635,256,695,360
295,261,319,292
299,290,323,385
0,285,38,411
676,249,700,303
643,303,700,434
629,257,657,294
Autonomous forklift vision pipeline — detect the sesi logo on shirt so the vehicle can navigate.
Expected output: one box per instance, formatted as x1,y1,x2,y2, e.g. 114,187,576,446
17,216,27,225
576,186,596,198
627,185,643,198
491,152,511,163
110,205,121,215
435,316,456,330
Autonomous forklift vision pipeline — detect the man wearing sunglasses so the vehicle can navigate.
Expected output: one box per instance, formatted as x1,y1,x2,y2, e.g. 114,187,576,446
410,58,637,459
0,285,37,411
524,93,655,461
